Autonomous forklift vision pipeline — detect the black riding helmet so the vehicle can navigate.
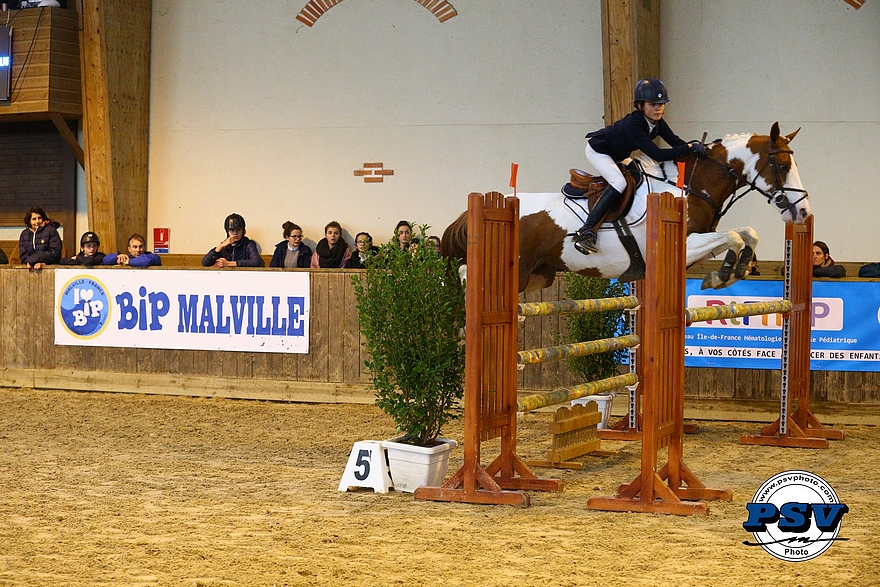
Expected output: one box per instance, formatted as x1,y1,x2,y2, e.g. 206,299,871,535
633,78,670,104
80,231,100,248
224,213,246,234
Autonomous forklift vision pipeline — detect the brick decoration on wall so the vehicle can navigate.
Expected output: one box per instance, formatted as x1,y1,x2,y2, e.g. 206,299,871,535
354,162,394,183
297,0,457,27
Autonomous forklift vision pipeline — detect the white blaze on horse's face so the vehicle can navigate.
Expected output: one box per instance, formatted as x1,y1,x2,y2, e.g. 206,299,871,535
782,157,811,222
735,128,811,224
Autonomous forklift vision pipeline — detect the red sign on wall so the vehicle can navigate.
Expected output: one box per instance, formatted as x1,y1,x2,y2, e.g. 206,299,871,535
153,228,170,253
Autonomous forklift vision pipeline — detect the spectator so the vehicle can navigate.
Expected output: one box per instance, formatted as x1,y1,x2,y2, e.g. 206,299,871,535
344,232,379,269
424,236,441,255
270,221,312,268
103,233,162,267
311,221,350,268
19,206,62,269
202,213,264,267
812,241,846,278
60,231,105,266
394,220,416,250
748,254,760,276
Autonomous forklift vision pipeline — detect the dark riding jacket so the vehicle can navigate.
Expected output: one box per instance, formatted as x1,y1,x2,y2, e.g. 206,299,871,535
587,109,690,163
202,235,264,267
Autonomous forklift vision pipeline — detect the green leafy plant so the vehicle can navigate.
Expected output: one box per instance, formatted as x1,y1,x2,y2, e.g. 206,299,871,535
352,226,466,447
563,274,628,382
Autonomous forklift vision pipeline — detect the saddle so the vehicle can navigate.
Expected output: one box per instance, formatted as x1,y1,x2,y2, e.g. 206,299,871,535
563,163,642,224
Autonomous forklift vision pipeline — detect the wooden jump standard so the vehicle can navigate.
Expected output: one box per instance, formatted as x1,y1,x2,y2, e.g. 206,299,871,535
586,192,733,515
415,192,557,506
415,192,642,506
601,213,843,449
740,214,844,448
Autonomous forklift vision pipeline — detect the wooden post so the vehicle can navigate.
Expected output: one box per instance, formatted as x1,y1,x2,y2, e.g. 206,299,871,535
600,0,660,124
79,0,152,252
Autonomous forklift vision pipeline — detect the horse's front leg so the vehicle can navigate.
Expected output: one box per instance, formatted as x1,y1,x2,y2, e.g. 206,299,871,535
730,227,759,280
686,228,757,290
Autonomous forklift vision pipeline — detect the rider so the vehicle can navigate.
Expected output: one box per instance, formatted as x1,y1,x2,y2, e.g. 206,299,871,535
572,78,707,254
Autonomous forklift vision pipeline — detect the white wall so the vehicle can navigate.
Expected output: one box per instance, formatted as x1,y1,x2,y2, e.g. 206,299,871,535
148,0,603,254
661,0,879,262
147,0,878,262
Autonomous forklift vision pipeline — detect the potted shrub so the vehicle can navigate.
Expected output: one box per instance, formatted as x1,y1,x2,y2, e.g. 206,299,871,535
352,226,466,492
563,274,628,428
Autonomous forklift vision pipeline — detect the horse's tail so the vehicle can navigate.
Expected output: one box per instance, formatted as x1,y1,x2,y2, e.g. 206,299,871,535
440,211,468,264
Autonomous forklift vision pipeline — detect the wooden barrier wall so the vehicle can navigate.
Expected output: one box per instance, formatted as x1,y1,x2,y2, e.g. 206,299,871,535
0,266,878,405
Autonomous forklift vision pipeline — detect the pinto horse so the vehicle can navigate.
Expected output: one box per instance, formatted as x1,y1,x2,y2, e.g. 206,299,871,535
441,122,810,293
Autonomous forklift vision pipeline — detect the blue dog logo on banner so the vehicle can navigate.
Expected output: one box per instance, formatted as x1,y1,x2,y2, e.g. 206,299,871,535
58,276,112,339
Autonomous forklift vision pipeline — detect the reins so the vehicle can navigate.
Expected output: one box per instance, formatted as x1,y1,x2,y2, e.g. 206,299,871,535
642,137,809,226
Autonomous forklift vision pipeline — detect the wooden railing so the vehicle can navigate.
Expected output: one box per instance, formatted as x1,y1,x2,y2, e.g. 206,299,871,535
0,265,875,405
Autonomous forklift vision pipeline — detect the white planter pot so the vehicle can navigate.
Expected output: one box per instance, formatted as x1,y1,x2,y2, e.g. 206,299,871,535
571,392,616,429
382,436,458,493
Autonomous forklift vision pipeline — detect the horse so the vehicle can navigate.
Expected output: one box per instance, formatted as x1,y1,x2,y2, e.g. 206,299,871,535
441,122,810,293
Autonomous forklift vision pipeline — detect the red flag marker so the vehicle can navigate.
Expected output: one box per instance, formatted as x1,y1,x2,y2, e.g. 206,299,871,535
510,163,519,197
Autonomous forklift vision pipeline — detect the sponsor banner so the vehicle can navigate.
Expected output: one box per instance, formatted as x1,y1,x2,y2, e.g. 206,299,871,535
55,269,310,353
685,278,880,372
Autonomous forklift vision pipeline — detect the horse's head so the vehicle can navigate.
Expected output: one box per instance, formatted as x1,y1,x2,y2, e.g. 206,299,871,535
711,122,810,223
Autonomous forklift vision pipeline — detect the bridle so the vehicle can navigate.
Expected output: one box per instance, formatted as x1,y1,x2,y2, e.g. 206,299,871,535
645,140,809,228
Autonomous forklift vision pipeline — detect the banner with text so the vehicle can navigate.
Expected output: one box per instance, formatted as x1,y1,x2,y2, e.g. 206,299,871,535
54,269,310,353
685,278,880,372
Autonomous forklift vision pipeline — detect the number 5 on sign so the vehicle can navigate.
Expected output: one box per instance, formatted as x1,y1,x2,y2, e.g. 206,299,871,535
338,441,393,493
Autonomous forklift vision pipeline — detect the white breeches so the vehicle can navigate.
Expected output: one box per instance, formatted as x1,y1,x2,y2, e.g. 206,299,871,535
585,143,627,193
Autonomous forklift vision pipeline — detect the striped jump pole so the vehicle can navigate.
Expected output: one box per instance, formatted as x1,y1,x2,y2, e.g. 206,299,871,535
517,334,640,366
517,373,639,413
518,296,639,317
685,300,792,324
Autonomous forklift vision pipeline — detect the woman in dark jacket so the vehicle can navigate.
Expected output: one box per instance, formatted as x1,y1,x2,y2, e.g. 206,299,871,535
19,206,62,268
812,241,846,278
270,221,312,268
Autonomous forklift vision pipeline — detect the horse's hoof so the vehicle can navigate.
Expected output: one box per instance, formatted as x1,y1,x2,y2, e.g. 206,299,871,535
701,272,725,290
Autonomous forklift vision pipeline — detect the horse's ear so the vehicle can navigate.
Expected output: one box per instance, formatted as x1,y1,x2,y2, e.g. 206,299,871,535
785,127,801,142
770,121,781,144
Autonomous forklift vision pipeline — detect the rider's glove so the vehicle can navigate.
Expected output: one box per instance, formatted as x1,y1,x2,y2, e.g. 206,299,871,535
688,141,707,157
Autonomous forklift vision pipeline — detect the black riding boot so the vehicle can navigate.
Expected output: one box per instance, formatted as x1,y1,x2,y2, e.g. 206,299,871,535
573,185,622,255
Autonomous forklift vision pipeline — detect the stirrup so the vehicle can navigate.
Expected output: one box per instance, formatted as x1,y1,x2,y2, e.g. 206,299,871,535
573,231,598,255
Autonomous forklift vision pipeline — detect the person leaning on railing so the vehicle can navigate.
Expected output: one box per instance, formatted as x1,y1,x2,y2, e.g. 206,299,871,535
812,240,846,278
19,206,62,270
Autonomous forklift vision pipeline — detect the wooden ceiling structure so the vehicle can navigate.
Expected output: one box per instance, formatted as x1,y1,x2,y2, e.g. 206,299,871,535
1,1,657,252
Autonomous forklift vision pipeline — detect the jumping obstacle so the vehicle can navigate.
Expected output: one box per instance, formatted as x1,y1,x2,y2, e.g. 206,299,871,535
601,215,843,449
414,192,640,506
740,215,844,447
587,192,734,515
526,402,605,470
415,192,558,506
